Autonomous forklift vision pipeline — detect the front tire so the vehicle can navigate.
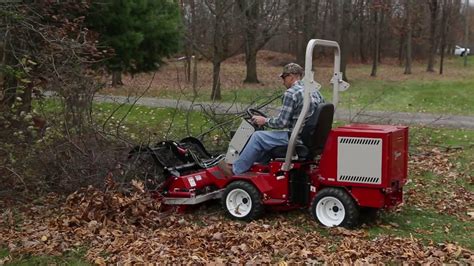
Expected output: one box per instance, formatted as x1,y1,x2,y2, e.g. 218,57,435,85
222,181,263,221
310,188,360,228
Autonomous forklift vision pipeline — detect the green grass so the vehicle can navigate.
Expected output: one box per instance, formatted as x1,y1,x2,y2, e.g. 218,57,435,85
410,126,474,180
0,248,89,266
410,126,474,146
0,248,8,258
144,78,474,116
368,206,474,249
35,99,231,139
339,79,474,115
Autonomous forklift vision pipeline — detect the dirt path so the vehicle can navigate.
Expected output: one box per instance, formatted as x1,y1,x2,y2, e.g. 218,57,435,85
94,94,474,129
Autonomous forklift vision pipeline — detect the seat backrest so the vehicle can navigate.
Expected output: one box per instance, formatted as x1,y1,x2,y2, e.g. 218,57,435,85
300,103,335,156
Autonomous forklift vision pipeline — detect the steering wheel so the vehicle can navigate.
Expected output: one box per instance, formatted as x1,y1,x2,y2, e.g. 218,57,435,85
245,108,267,129
246,108,267,118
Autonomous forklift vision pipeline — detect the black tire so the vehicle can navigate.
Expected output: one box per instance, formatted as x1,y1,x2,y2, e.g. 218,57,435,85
221,181,264,221
310,187,360,228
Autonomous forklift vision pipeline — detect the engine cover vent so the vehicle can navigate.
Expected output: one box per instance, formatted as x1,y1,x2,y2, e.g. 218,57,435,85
339,138,380,145
339,175,380,184
337,137,382,185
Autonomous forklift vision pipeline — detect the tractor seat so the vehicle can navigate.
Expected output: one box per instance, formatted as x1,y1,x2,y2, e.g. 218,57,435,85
270,144,310,159
269,103,335,160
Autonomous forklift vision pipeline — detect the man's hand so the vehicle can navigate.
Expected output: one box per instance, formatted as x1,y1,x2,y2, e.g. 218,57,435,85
251,115,266,126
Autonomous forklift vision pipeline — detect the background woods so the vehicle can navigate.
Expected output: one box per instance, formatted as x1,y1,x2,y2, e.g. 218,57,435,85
180,0,471,94
1,0,472,106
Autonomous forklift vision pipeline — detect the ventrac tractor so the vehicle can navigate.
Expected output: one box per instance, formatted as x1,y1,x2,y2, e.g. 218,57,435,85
128,39,408,228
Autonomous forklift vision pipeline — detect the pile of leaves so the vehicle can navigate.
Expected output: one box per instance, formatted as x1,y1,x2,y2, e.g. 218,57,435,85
0,186,472,263
407,147,474,220
1,146,473,264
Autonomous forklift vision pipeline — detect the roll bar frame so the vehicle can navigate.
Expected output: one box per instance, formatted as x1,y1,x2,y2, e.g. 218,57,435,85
281,39,350,171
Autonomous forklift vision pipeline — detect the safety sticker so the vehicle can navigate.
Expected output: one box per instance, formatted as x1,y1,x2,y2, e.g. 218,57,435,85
188,177,196,187
276,175,285,180
195,175,202,181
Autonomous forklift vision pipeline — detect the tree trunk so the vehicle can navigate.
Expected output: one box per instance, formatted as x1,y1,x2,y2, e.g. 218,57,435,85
184,49,192,82
398,32,404,66
288,1,297,54
239,0,260,83
209,0,225,101
358,0,367,63
296,0,306,66
189,0,197,83
404,0,412,75
211,60,221,101
464,0,470,67
318,0,330,57
427,0,439,72
370,1,380,77
340,0,352,81
378,6,385,64
180,0,191,82
111,71,123,87
244,48,259,83
192,55,198,97
439,0,449,74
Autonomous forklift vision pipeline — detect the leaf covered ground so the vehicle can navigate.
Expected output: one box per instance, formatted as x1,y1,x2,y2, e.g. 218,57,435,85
1,146,473,264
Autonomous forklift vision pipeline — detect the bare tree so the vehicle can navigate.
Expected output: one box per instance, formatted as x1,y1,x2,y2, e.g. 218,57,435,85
464,0,470,67
370,0,382,77
356,0,369,63
237,0,285,83
439,0,449,74
427,0,440,72
404,0,413,74
340,0,353,81
300,0,321,65
183,0,242,100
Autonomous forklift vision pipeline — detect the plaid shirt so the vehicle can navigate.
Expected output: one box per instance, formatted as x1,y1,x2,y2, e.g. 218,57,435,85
266,80,324,130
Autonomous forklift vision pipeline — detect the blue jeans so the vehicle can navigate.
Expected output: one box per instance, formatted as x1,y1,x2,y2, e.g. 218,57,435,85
232,130,289,174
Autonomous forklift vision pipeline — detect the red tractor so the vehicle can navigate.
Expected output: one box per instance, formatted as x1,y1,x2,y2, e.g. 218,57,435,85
129,40,408,227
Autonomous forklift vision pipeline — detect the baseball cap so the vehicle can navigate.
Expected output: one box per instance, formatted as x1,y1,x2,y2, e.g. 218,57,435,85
280,63,303,77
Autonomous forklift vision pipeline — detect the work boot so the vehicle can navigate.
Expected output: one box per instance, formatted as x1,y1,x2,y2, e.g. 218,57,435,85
217,160,234,177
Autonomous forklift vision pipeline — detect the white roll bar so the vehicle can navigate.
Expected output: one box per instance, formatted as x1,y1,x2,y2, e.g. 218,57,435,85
281,39,350,171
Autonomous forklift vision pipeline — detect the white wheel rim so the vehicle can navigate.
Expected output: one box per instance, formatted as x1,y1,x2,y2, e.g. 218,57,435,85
226,188,252,218
316,196,346,227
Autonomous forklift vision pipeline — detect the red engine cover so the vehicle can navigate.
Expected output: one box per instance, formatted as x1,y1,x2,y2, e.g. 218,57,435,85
318,124,408,208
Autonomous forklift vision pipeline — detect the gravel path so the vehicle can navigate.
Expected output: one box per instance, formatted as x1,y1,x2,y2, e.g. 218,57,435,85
92,94,474,130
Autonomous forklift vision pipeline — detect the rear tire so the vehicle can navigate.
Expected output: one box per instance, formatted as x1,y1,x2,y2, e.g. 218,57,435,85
222,181,263,221
310,187,360,228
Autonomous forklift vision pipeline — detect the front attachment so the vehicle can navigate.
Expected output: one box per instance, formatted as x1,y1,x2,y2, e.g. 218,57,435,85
123,145,167,192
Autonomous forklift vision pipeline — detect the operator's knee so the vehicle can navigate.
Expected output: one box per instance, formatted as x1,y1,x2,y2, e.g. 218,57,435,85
247,131,265,151
252,131,265,140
